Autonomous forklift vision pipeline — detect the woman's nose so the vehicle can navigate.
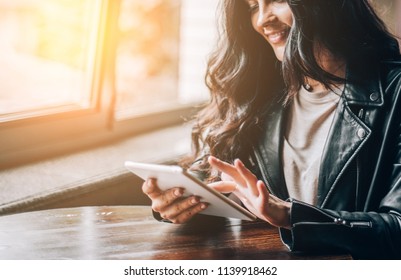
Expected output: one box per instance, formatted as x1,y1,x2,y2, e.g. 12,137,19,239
256,5,274,28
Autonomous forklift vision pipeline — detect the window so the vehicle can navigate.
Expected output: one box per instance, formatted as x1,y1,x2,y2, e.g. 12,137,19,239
0,0,217,168
115,0,182,117
115,0,214,118
0,0,98,118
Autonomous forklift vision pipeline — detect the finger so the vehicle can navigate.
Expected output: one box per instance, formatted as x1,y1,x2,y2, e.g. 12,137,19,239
169,202,208,224
256,180,270,195
234,159,259,196
160,196,202,220
221,172,233,182
208,156,246,185
208,181,237,193
256,180,269,205
151,187,184,212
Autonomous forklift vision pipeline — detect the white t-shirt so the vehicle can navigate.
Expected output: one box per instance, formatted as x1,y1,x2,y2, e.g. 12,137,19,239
282,85,342,205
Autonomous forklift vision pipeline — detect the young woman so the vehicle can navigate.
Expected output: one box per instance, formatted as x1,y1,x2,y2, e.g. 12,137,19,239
142,0,401,259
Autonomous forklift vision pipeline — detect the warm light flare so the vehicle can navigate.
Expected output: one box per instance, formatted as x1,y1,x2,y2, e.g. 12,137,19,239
0,0,99,116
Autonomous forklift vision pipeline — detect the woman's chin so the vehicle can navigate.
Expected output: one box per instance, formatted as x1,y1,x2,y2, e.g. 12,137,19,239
272,45,286,62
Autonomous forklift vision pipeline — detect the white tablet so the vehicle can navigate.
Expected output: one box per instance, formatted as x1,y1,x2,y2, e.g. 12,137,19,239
125,161,256,221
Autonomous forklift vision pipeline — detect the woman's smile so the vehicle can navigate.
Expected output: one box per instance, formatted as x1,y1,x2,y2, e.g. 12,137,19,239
263,27,290,45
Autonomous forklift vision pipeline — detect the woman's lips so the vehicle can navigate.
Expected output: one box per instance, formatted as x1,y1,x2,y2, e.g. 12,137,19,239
264,29,289,44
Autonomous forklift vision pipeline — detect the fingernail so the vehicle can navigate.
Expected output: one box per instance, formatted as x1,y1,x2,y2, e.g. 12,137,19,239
200,203,207,209
191,197,199,204
174,189,183,197
210,156,219,162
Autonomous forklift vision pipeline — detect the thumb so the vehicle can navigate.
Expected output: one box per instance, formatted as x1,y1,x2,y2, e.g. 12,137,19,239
221,172,234,182
142,178,162,199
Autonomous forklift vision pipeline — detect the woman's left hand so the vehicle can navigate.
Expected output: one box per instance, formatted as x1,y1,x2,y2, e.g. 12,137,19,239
208,156,292,229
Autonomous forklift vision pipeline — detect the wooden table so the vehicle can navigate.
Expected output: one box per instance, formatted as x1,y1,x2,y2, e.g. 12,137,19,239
0,206,350,260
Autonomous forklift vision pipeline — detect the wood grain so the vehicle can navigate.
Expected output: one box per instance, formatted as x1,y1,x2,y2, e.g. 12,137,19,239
0,206,351,260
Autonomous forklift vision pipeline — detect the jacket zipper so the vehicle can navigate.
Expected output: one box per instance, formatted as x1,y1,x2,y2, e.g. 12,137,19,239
358,108,365,119
349,221,372,228
293,220,372,228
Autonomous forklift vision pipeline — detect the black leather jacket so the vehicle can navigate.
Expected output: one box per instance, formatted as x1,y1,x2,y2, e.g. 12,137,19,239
252,59,401,259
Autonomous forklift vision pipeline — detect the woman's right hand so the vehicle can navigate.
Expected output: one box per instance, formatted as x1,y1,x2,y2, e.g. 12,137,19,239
142,178,208,223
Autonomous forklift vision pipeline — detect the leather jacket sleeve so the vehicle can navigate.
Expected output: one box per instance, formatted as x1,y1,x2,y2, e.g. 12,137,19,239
279,199,401,259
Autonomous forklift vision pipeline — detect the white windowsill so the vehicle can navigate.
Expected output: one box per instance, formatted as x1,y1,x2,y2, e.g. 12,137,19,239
0,123,192,215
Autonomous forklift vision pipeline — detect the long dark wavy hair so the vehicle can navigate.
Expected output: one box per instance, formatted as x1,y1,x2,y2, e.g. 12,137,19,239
182,0,399,181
